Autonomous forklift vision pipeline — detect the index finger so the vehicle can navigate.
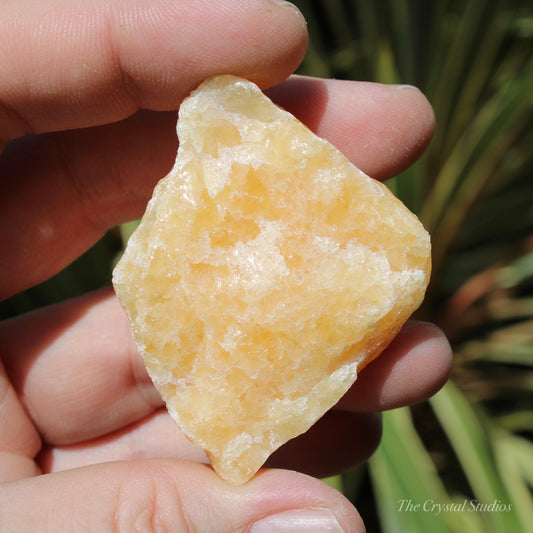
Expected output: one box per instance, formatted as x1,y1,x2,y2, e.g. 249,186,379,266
0,0,307,145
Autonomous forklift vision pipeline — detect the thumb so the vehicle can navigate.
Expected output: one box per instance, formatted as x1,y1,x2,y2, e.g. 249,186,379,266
0,459,364,532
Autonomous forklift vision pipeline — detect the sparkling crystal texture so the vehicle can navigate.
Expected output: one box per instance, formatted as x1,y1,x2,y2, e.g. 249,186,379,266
112,76,431,485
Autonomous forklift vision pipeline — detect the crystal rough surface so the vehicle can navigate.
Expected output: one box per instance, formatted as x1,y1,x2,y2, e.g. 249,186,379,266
112,75,431,485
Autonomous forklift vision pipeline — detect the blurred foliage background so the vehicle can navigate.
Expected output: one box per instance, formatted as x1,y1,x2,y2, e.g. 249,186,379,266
291,1,533,531
1,1,532,532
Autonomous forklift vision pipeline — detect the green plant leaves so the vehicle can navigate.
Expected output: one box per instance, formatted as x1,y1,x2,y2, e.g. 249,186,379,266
430,382,531,532
369,408,460,533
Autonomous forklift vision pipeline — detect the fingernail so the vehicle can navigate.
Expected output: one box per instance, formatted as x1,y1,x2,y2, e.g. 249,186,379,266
269,0,301,14
391,84,421,93
250,508,345,532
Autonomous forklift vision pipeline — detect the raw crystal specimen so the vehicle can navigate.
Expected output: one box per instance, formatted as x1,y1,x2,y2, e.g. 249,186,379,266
112,75,431,485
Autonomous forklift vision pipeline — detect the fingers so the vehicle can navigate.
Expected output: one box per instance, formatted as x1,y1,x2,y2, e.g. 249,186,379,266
0,0,307,142
267,76,435,180
2,288,449,447
0,288,162,445
38,410,208,474
0,362,43,484
41,408,380,481
0,359,41,458
267,411,382,479
337,321,452,412
0,359,41,483
0,79,435,299
0,110,179,300
0,459,363,532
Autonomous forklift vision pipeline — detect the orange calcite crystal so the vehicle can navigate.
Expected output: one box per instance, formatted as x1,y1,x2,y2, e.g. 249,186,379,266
112,76,431,485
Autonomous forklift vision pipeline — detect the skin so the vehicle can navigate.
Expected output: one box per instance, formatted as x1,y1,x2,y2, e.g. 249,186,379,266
0,1,452,531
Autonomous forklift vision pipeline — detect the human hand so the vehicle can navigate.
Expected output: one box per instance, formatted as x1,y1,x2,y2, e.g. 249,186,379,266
0,1,451,531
